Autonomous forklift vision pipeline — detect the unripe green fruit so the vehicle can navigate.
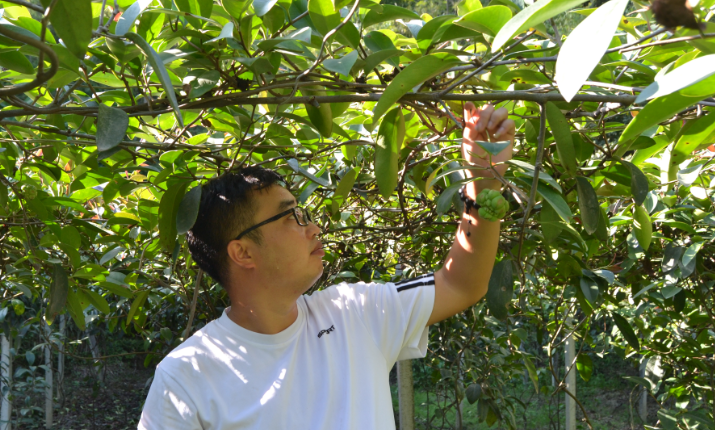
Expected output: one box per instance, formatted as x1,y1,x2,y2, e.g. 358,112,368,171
476,188,508,222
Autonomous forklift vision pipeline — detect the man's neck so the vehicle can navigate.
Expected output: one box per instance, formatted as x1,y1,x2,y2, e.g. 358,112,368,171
226,291,300,335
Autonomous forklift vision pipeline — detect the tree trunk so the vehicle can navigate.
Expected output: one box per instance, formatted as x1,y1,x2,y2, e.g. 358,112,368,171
396,360,414,430
1,333,11,430
43,322,52,429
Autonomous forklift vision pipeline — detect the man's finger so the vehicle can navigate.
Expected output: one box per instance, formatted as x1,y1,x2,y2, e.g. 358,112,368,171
462,101,475,125
493,119,516,140
475,104,494,134
487,108,509,134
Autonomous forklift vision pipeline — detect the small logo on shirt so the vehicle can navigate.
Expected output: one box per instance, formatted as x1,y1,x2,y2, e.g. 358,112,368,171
317,325,335,338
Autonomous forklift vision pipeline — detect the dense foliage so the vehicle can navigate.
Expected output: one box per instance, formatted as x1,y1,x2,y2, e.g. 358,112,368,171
0,0,714,428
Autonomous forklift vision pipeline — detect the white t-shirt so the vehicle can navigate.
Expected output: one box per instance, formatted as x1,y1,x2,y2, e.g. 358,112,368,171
138,273,435,430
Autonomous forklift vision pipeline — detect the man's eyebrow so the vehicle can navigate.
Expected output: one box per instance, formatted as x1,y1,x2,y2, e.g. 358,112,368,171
277,199,297,212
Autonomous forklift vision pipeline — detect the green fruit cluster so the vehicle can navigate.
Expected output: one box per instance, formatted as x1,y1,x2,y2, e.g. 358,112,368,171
476,189,508,222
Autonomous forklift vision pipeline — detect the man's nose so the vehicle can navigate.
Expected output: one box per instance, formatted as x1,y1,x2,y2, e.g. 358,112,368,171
307,219,321,237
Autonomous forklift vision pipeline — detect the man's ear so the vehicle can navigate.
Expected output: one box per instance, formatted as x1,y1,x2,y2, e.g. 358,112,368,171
226,240,256,270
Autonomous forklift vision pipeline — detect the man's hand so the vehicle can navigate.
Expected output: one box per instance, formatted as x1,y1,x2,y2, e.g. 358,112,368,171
462,102,515,178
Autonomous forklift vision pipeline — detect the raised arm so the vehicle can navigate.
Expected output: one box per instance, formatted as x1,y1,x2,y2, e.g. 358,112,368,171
428,102,515,326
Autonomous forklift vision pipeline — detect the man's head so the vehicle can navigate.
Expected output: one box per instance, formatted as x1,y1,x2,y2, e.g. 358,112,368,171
187,167,323,295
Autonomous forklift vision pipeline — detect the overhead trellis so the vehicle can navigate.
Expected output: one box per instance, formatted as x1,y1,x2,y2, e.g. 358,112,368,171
0,0,714,428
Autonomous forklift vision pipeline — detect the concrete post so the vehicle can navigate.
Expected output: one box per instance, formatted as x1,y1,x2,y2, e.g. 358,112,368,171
397,360,414,430
43,322,52,429
1,333,11,430
564,319,576,430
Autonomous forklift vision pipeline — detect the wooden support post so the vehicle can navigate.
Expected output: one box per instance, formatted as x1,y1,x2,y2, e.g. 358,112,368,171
397,360,414,430
564,318,576,430
1,333,11,430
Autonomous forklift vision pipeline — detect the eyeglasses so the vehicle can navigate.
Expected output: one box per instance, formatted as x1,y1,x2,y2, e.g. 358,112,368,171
234,205,313,240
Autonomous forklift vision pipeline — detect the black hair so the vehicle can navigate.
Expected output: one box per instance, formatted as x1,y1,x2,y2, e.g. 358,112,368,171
187,166,285,288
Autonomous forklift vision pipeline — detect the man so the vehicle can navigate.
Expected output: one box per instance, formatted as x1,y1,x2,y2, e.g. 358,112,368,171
138,102,515,429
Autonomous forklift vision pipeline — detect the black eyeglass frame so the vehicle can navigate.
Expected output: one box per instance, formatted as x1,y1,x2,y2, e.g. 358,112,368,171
234,205,313,240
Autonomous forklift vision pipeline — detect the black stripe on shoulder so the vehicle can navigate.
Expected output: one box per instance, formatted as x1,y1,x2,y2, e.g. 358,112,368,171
396,273,435,292
395,272,434,286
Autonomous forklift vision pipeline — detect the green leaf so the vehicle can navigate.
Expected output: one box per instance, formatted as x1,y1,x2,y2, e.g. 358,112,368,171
159,181,190,252
508,159,561,192
127,290,150,323
473,140,511,156
254,0,279,16
523,355,539,394
457,0,483,15
554,0,629,102
580,276,599,305
544,102,578,176
96,104,129,152
540,201,562,243
576,354,593,382
183,71,219,99
636,54,715,103
370,53,462,128
362,5,420,28
206,22,235,44
632,204,652,252
453,6,512,37
363,49,403,73
375,107,404,199
618,91,708,145
322,50,358,78
221,0,250,19
0,51,34,74
671,112,715,166
66,289,86,330
176,185,202,235
492,0,586,51
124,32,184,128
622,376,655,393
175,0,206,27
486,259,513,320
47,264,69,325
308,0,339,36
527,179,572,222
436,181,467,215
116,0,155,36
612,312,640,350
416,15,454,53
575,176,599,235
620,160,648,206
47,0,92,59
465,383,482,404
331,168,357,214
301,84,333,138
287,159,332,187
682,242,702,269
84,289,111,314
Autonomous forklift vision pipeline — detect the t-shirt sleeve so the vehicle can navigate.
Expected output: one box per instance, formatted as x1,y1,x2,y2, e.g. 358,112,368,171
335,273,435,365
138,367,203,430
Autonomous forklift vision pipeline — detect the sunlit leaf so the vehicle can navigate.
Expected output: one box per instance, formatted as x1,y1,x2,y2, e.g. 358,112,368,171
492,0,586,51
555,0,629,102
116,0,155,36
636,54,715,103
